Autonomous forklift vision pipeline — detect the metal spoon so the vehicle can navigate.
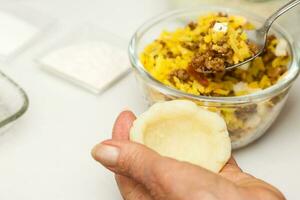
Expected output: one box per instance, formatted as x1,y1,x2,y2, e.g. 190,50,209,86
222,0,300,72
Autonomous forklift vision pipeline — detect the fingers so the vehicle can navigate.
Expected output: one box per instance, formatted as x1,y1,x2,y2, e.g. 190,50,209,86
227,157,238,166
115,175,152,200
221,157,242,173
92,140,167,199
94,111,284,200
112,111,151,200
92,139,240,200
112,111,136,140
92,140,161,184
219,156,246,183
94,111,242,199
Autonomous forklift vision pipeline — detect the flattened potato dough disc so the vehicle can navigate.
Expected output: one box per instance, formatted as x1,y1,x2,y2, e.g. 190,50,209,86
130,100,231,173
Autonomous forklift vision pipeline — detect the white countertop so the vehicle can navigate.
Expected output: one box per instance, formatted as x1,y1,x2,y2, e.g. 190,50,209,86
0,0,299,199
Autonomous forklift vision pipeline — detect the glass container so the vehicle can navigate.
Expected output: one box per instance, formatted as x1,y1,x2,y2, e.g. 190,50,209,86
129,7,300,149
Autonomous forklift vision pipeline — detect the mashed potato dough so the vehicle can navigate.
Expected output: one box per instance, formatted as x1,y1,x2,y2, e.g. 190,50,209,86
130,100,231,173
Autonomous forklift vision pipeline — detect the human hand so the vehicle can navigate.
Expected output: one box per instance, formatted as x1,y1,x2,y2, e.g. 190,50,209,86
92,111,285,200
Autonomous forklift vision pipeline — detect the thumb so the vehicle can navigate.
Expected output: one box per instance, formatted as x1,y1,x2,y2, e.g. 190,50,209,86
92,140,163,187
112,111,136,140
92,140,240,200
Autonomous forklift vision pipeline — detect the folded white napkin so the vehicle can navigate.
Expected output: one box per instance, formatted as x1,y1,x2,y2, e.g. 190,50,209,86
40,41,130,93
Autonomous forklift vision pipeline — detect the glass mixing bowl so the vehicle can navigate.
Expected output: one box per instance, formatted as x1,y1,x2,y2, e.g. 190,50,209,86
129,7,300,149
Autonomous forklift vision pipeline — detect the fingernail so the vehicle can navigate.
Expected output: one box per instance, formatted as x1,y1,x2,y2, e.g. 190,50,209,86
92,144,120,166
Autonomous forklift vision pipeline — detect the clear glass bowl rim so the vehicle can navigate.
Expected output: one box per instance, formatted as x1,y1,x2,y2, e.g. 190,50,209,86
129,6,300,104
0,71,29,128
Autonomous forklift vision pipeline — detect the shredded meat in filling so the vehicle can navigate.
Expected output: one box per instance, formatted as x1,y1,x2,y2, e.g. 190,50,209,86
169,69,190,82
188,22,197,30
189,52,225,73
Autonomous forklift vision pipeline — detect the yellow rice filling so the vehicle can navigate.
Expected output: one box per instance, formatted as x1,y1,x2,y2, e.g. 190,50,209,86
140,13,290,97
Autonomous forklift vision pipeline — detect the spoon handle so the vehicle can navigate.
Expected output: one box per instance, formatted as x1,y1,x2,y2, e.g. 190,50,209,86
262,0,300,32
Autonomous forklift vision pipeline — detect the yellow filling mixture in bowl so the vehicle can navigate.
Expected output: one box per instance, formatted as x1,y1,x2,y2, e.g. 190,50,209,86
140,13,290,97
130,9,299,149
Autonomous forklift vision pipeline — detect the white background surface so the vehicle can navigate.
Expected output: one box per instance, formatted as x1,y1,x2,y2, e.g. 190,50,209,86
0,0,299,199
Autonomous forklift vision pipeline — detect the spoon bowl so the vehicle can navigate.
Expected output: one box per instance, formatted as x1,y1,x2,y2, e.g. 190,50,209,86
225,29,265,71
